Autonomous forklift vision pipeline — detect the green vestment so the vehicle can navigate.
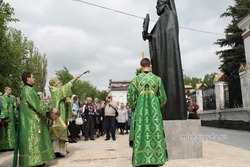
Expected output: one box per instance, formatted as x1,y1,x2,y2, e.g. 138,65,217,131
49,78,76,141
127,72,168,167
0,93,16,150
19,85,55,167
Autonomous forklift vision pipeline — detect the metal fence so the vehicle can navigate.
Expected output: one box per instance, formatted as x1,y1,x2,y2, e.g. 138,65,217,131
189,91,196,102
224,83,230,109
202,85,216,110
188,83,231,111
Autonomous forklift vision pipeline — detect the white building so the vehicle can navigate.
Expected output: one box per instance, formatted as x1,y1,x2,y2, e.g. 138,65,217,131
108,79,130,105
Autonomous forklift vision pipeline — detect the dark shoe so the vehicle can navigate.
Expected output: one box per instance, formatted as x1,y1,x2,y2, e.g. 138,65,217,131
112,138,116,141
69,140,74,143
84,138,89,141
129,140,133,147
105,138,110,141
90,138,95,140
0,148,14,152
55,152,65,158
35,163,46,167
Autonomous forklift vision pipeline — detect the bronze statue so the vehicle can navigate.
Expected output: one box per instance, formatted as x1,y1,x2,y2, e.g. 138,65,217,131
143,0,187,120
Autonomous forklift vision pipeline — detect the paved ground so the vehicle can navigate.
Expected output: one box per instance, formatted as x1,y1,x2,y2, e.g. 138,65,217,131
1,127,250,167
202,127,250,151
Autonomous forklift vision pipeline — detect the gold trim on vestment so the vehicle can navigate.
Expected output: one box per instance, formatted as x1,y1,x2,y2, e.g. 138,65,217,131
19,147,54,157
134,149,166,154
139,90,155,95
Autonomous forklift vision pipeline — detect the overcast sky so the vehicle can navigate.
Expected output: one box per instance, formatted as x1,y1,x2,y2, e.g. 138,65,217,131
5,0,234,91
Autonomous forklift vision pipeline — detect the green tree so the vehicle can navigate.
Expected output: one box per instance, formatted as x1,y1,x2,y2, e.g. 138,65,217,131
184,76,201,89
55,67,73,84
0,28,48,95
203,73,217,86
0,1,47,96
4,28,27,95
215,0,250,107
96,90,108,101
0,0,19,94
0,0,18,43
24,41,48,92
55,67,108,101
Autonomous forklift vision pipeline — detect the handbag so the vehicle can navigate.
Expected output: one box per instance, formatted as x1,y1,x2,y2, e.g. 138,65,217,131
115,109,118,117
75,112,83,125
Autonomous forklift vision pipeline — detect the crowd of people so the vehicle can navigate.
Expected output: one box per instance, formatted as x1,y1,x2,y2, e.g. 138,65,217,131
68,95,131,143
0,61,200,167
0,72,131,167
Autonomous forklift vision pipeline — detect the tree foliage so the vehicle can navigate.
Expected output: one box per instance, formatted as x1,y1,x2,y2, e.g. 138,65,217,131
184,76,201,89
215,0,250,107
0,0,18,40
55,67,108,102
203,73,217,86
184,73,217,89
0,1,47,96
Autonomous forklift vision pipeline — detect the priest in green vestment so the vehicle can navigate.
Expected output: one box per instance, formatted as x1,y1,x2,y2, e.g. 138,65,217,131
18,72,56,166
0,87,17,151
49,72,86,157
127,58,168,167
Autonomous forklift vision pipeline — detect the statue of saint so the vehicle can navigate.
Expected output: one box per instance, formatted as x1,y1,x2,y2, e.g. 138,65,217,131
143,0,187,120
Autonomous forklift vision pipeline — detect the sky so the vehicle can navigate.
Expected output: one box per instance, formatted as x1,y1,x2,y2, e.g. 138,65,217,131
5,0,235,92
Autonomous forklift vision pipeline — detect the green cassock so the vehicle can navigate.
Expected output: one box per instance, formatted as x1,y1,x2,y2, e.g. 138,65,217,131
127,72,168,167
49,78,76,141
19,85,55,167
0,93,17,150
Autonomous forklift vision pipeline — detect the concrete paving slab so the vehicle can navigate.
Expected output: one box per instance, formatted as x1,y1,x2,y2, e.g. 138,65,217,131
1,133,250,167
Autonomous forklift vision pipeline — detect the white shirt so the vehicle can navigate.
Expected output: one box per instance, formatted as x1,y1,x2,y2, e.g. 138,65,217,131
117,108,128,123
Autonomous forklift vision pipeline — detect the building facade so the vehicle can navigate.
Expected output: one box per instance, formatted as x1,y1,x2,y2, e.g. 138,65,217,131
108,79,130,105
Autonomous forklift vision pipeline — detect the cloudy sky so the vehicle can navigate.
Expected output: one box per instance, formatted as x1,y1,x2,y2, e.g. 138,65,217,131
5,0,234,91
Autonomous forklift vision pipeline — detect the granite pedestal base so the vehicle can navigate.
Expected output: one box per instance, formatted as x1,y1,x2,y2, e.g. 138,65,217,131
163,120,203,159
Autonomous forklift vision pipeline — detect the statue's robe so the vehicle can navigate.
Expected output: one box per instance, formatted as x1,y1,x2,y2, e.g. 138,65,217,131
149,5,187,120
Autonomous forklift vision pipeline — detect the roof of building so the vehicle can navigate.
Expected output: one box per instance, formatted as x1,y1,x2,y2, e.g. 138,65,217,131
109,80,131,91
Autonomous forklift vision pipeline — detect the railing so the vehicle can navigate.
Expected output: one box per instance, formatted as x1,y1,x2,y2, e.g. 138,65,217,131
202,85,216,110
224,83,230,109
186,83,235,110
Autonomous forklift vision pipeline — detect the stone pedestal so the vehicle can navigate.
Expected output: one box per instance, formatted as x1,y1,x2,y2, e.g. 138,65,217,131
163,120,203,159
